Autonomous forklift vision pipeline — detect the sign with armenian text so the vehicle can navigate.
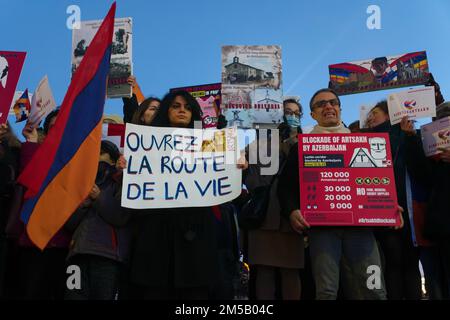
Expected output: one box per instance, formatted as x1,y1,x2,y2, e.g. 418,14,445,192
420,116,450,157
298,133,400,226
170,83,221,128
221,45,283,128
329,51,430,95
387,87,436,125
121,124,241,209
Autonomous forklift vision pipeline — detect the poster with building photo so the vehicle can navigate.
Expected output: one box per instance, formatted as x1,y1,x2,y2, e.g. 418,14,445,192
329,51,430,95
72,17,132,98
221,45,283,128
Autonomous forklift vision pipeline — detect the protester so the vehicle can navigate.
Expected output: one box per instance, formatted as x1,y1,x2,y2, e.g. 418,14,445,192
10,110,72,299
278,88,404,300
130,97,161,125
243,99,304,300
0,122,21,298
128,90,245,299
402,101,450,299
365,101,422,300
64,140,131,300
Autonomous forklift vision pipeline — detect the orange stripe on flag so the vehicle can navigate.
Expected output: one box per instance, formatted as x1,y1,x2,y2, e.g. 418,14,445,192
133,82,145,104
26,122,103,249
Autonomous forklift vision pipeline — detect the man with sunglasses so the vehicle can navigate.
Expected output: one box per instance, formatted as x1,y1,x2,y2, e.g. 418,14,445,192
278,88,387,300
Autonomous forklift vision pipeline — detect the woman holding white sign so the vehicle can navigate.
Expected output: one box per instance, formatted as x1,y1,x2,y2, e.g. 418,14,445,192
129,90,220,299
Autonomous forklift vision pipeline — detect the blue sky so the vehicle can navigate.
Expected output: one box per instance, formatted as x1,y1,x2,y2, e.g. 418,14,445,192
2,0,450,137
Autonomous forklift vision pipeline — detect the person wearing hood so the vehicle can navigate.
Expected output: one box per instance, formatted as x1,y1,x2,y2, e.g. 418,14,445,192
64,140,131,300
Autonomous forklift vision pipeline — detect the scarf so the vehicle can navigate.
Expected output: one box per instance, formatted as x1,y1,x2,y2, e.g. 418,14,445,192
309,123,350,134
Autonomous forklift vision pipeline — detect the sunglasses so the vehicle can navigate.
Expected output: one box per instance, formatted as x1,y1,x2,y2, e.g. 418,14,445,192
312,98,340,110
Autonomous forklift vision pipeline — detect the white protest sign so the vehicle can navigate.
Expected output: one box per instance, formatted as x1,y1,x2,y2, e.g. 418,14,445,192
359,105,373,128
420,116,450,157
387,87,436,125
29,75,56,127
121,124,242,209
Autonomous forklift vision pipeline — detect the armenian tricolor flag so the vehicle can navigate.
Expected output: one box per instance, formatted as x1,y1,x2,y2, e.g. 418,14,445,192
13,89,31,122
17,3,116,250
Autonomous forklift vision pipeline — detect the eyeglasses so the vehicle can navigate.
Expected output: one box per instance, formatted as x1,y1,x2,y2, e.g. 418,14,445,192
284,110,302,117
312,98,340,110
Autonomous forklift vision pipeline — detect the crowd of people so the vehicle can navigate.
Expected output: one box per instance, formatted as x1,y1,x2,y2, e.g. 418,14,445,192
0,73,449,300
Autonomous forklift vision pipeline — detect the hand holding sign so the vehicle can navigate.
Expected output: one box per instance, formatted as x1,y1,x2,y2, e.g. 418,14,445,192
0,123,7,141
400,116,416,136
126,75,136,88
237,154,248,170
289,209,310,234
89,184,101,200
438,147,450,163
393,205,404,230
116,154,127,171
22,122,38,143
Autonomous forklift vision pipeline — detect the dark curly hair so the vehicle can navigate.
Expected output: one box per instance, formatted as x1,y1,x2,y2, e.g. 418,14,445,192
150,90,202,128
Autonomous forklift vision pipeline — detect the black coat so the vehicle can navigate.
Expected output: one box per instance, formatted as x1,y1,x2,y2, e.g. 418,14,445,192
0,143,20,233
277,142,300,220
405,133,450,240
129,207,218,288
368,121,412,239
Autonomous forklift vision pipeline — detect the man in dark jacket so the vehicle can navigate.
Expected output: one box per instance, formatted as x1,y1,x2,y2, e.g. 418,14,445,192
65,140,131,300
278,89,396,300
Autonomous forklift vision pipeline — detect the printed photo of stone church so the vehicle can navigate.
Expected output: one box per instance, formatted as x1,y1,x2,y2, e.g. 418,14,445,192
224,56,274,85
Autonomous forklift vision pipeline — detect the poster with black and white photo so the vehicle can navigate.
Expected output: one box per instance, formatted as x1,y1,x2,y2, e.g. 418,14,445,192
221,45,283,128
72,17,133,98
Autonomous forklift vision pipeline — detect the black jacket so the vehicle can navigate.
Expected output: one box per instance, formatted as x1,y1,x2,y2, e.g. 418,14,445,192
277,142,300,220
404,133,450,240
368,121,412,238
65,163,132,263
122,94,139,124
129,207,218,288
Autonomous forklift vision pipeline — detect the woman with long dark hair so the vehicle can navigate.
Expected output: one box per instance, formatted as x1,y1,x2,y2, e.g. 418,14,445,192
130,97,161,126
129,90,218,299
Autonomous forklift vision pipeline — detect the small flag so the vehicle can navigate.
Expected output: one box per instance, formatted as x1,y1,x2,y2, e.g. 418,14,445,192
13,89,31,122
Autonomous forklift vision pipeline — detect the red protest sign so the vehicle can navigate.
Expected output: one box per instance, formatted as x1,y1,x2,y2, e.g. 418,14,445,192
298,133,400,226
0,51,26,124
